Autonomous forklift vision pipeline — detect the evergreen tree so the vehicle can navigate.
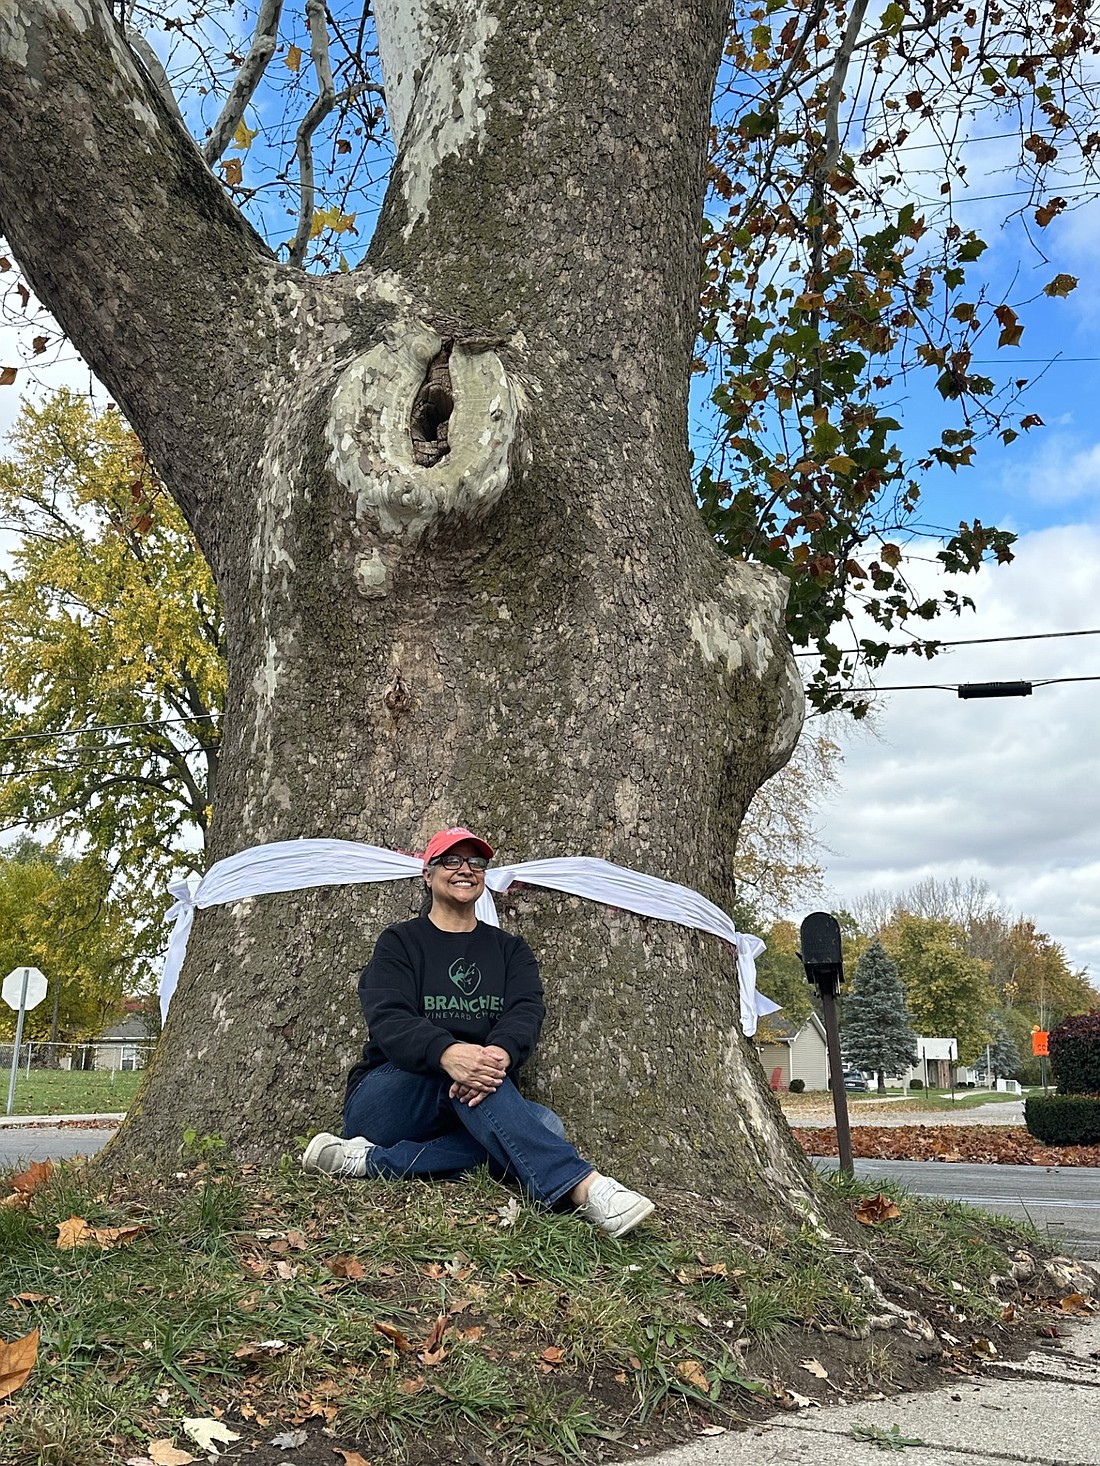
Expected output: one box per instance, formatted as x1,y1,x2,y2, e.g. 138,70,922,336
984,1013,1022,1083
842,941,918,1094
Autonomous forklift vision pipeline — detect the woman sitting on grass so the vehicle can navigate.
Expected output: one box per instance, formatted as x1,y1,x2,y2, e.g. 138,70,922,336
302,826,655,1238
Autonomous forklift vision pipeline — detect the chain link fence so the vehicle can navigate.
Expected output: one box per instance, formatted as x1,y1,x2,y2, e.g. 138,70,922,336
0,1038,156,1073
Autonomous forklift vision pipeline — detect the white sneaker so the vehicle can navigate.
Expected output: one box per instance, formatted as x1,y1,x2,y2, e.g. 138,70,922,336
301,1132,374,1178
579,1174,655,1238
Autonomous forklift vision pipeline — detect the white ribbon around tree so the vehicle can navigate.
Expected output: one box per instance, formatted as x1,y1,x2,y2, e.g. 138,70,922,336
160,839,776,1034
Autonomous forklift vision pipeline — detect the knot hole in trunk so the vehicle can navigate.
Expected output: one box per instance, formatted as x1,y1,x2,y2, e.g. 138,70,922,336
410,339,454,467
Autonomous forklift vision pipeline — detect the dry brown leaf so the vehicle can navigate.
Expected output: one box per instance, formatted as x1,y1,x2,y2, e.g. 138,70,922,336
1060,1293,1098,1315
56,1217,148,1251
674,1359,709,1391
373,1322,412,1352
147,1441,196,1466
326,1254,365,1280
285,1229,308,1251
0,1193,29,1212
0,1328,37,1401
56,1217,91,1250
8,1293,47,1307
540,1345,565,1366
399,1376,426,1395
456,1325,483,1342
854,1194,901,1226
0,368,17,388
9,1160,53,1196
334,1452,372,1466
800,1357,829,1379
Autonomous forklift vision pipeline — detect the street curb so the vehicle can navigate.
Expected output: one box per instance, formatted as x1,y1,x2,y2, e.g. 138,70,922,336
0,1113,124,1128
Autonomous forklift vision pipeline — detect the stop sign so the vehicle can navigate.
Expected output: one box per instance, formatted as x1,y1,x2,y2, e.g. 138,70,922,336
2,966,47,1012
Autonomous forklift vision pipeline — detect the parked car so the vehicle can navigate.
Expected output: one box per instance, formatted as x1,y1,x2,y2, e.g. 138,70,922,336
843,1072,870,1092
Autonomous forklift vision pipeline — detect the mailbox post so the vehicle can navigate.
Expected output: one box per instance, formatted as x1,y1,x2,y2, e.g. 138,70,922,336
799,912,854,1176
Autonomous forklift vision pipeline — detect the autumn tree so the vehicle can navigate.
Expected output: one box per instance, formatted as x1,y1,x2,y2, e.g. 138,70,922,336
0,392,223,946
733,730,839,917
0,837,134,1041
1,0,1097,1188
882,914,995,1063
841,939,917,1093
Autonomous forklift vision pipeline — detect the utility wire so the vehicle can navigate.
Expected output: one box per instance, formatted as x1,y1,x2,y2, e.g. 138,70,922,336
0,713,218,745
839,675,1100,693
794,627,1100,657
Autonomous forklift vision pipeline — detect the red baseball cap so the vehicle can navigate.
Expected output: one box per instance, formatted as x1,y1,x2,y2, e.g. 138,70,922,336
423,827,495,865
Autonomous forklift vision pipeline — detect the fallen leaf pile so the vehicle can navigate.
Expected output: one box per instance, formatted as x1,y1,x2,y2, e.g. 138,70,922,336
793,1125,1100,1167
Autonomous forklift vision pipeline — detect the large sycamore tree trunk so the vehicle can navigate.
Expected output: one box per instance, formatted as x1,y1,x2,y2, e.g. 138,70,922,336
0,0,812,1207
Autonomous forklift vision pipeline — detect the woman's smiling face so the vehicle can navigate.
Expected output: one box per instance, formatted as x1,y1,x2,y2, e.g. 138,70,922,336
424,840,488,909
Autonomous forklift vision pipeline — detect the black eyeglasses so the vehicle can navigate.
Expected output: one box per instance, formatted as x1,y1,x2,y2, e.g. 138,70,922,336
430,854,490,871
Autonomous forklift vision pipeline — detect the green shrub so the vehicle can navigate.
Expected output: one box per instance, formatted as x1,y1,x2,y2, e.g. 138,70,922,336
1048,1013,1100,1095
788,1078,805,1093
908,1078,923,1091
1024,1094,1100,1146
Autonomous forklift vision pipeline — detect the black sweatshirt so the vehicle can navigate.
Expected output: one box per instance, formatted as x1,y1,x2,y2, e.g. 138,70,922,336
345,917,546,1101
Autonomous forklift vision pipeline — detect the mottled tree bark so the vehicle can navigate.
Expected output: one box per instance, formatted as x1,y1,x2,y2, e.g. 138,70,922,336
0,0,813,1210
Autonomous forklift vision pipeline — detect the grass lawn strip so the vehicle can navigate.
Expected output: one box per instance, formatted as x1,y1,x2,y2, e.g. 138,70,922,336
3,1070,143,1117
2,1156,1097,1466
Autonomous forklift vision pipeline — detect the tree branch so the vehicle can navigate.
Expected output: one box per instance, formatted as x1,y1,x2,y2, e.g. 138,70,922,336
289,0,337,268
0,0,280,542
202,0,285,166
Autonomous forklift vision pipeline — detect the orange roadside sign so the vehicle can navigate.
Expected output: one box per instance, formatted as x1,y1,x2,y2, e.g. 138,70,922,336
1032,1030,1049,1057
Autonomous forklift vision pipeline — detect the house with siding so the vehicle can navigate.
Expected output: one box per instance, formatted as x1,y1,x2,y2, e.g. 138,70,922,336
754,1012,830,1091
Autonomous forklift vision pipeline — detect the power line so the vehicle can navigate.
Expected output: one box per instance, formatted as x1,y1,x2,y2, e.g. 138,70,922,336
839,675,1100,693
0,713,218,746
794,627,1100,658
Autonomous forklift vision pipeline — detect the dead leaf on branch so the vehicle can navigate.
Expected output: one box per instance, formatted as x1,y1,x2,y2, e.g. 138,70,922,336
0,368,17,387
0,1328,38,1401
855,1194,901,1226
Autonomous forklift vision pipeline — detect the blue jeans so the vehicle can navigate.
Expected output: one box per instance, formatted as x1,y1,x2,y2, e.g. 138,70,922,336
343,1064,593,1209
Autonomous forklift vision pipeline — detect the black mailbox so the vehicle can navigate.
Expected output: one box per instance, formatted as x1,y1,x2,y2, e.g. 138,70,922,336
800,911,844,995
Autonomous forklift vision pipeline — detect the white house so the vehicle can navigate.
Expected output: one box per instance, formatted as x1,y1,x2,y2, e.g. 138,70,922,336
754,1013,830,1091
897,1036,958,1089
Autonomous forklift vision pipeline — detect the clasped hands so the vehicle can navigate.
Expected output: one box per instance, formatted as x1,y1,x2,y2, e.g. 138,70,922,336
441,1042,510,1107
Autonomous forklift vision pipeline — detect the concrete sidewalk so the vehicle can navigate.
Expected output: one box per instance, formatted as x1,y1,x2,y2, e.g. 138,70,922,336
0,1112,123,1126
655,1317,1100,1465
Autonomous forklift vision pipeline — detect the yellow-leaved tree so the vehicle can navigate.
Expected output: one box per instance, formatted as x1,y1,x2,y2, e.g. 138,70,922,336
0,837,135,1040
0,391,224,960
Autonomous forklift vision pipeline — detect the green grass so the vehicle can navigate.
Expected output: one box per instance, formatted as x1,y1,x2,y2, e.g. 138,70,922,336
845,1089,1036,1112
0,1152,1063,1466
1,1068,143,1116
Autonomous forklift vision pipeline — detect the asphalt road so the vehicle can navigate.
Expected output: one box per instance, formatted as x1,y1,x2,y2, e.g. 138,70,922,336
0,1126,114,1165
811,1155,1100,1259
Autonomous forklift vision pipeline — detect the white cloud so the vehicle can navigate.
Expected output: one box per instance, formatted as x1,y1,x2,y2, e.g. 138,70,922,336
815,523,1100,985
